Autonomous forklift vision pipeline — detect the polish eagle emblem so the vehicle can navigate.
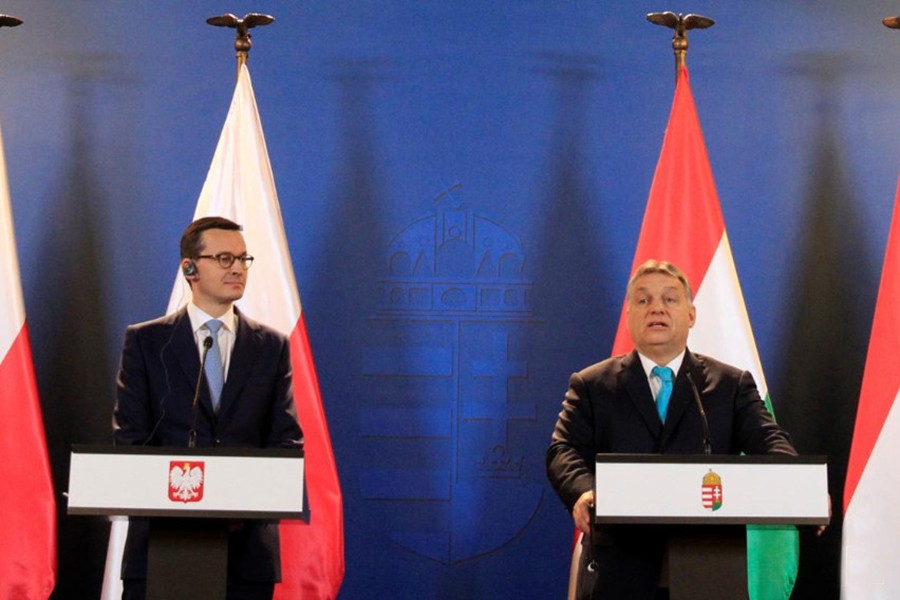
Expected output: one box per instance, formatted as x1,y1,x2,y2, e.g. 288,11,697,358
169,461,205,503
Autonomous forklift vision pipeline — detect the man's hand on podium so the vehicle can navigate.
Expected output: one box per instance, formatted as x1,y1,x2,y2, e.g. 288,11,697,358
573,490,594,535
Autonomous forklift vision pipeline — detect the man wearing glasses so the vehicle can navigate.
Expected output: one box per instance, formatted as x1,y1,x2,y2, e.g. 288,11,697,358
112,216,302,600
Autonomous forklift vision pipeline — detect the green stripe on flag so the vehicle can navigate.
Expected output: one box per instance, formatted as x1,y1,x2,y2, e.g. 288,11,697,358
748,525,799,600
747,394,799,600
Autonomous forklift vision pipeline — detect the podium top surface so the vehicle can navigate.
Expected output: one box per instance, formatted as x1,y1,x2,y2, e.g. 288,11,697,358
72,444,303,459
594,453,825,465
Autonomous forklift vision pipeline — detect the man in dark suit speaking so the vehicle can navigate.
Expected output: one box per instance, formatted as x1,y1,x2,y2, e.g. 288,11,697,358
112,216,303,600
546,259,796,599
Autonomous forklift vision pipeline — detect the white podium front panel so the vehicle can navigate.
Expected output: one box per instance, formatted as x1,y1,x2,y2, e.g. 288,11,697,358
67,445,305,519
594,454,828,525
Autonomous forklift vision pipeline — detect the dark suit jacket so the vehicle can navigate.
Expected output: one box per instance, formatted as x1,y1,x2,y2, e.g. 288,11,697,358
112,306,302,582
546,349,796,599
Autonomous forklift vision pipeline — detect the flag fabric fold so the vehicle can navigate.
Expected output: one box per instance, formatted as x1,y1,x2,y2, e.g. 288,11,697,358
102,64,344,599
611,67,798,600
841,179,900,599
0,120,57,598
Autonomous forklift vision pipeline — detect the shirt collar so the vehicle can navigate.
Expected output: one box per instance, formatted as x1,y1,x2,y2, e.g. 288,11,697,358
637,349,686,379
186,302,237,335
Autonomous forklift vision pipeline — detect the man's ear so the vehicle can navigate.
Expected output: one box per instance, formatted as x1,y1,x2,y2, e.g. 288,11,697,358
182,259,198,279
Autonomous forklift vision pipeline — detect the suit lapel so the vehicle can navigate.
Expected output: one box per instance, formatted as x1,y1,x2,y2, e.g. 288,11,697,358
218,308,260,415
170,308,202,390
168,308,224,417
620,351,662,439
659,350,702,447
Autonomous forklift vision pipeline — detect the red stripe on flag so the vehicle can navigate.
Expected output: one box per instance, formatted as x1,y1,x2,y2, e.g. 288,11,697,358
612,67,725,356
275,315,344,599
844,180,900,510
0,323,56,598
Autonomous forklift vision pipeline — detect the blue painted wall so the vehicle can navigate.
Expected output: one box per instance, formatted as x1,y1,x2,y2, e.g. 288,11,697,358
1,1,895,597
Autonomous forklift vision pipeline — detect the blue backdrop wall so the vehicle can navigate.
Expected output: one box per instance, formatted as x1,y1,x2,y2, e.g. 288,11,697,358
1,1,895,597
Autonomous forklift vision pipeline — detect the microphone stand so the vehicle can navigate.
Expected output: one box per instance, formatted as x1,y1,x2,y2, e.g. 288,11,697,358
188,336,214,448
687,372,712,455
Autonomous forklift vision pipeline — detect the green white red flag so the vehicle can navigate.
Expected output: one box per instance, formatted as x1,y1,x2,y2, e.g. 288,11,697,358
611,66,798,600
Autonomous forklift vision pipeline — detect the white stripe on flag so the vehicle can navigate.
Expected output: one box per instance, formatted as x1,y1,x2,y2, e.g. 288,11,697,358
0,119,25,360
689,234,768,394
842,387,900,598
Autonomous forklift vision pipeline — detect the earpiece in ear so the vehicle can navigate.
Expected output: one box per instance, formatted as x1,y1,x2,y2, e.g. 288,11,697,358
182,260,197,277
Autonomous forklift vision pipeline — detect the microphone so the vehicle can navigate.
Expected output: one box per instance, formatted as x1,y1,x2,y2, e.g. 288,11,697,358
188,336,214,448
686,372,712,455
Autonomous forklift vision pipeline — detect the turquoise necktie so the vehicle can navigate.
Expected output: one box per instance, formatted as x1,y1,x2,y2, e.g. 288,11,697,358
204,319,224,413
652,365,674,423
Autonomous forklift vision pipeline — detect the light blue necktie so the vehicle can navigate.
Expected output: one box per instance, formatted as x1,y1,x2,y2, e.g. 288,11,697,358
204,319,224,413
652,365,674,423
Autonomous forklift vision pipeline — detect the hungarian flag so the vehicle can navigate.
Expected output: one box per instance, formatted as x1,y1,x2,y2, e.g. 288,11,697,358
842,181,900,598
102,64,344,599
611,67,798,599
0,121,57,596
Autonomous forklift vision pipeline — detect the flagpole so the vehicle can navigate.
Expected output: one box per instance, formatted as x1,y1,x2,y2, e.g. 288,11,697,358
206,12,275,80
646,11,714,82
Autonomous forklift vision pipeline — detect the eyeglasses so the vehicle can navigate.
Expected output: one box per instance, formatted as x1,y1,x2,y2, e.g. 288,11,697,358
195,252,255,270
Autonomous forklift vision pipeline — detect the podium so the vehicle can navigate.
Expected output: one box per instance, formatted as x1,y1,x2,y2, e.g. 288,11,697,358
67,445,305,599
593,454,828,599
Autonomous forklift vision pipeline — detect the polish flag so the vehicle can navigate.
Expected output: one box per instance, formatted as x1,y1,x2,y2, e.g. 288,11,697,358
612,67,798,599
102,64,344,599
841,180,900,598
0,120,57,597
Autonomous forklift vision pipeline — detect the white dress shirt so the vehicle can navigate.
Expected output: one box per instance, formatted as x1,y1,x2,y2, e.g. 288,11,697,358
637,350,685,402
186,302,237,380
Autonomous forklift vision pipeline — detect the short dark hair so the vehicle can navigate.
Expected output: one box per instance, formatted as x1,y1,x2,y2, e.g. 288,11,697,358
180,216,243,259
627,259,694,303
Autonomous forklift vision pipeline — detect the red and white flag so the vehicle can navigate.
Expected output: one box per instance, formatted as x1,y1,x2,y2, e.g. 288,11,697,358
842,181,900,598
102,64,344,599
0,121,57,597
611,67,797,599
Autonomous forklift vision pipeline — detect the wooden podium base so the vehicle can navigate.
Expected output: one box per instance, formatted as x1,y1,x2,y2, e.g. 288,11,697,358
146,518,228,600
667,526,747,600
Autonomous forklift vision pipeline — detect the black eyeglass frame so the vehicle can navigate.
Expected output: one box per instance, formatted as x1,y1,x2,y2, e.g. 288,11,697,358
195,253,255,269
